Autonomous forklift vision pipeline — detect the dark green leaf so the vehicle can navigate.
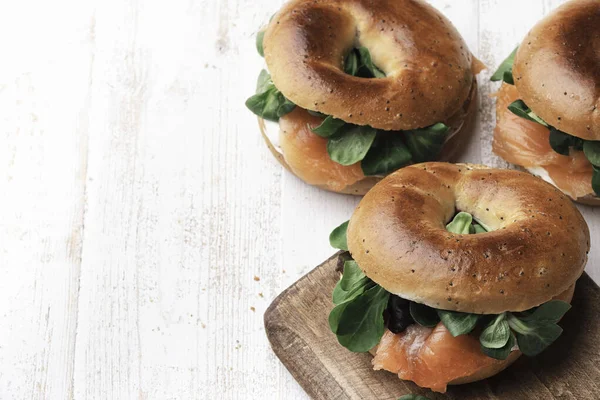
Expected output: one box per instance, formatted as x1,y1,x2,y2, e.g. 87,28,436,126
437,310,480,337
593,166,600,196
329,302,350,333
473,223,487,234
507,100,548,126
361,133,412,176
409,302,440,328
330,279,373,331
246,70,296,121
255,69,271,92
516,323,563,357
344,50,358,76
446,212,473,234
549,128,584,156
398,395,431,400
481,332,515,360
404,123,450,163
312,116,347,138
336,285,390,352
332,275,371,305
329,220,349,250
507,314,563,356
583,141,600,167
491,47,518,84
357,47,386,78
524,300,571,324
327,125,377,166
549,128,574,156
339,261,365,291
278,98,296,117
480,313,510,349
256,30,265,57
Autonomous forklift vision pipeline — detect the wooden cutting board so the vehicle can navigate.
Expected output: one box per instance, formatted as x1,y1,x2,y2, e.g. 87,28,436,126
264,252,600,400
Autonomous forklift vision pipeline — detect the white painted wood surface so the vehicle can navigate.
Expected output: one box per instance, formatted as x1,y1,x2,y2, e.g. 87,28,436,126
0,0,596,399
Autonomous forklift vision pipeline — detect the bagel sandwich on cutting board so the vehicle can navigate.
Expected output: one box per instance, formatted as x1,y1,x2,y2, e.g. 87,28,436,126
491,0,600,205
246,0,484,194
327,162,590,393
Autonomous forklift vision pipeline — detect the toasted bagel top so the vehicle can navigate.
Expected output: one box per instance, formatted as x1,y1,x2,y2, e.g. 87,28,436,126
263,0,474,131
347,162,590,314
513,0,600,140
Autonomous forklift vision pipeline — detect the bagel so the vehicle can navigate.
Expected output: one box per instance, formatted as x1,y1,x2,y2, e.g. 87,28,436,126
247,0,482,194
329,162,590,393
264,0,473,131
491,0,600,204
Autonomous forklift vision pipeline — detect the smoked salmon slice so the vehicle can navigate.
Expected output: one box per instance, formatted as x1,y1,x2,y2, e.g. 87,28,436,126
373,323,508,393
278,108,365,191
492,83,593,199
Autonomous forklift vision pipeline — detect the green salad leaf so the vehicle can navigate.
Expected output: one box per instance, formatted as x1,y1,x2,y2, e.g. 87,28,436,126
507,100,548,126
398,395,431,400
336,285,390,352
583,141,600,167
481,332,515,360
344,50,359,76
332,274,371,306
446,211,473,234
473,223,487,234
480,313,510,349
312,116,347,138
339,260,365,291
327,125,377,166
245,70,295,121
593,166,600,196
521,300,571,324
356,47,386,78
491,47,518,85
344,47,386,78
507,314,563,356
446,212,487,234
409,302,440,328
256,30,265,57
361,133,412,176
404,123,450,163
329,220,349,251
437,310,480,337
549,128,579,156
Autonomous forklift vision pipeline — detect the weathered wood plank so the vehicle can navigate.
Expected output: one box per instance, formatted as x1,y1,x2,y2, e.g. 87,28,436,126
0,1,95,398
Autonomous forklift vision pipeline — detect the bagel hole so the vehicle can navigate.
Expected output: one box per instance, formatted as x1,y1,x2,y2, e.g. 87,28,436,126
343,47,386,79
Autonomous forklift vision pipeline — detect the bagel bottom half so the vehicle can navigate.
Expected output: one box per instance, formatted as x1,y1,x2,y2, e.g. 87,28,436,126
367,283,574,390
260,81,478,195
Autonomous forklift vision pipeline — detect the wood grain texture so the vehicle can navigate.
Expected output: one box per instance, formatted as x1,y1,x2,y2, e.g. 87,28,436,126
266,252,600,400
0,0,597,399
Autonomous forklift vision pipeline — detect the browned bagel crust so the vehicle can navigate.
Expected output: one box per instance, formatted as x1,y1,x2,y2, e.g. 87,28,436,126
263,0,474,131
347,163,590,314
513,0,600,140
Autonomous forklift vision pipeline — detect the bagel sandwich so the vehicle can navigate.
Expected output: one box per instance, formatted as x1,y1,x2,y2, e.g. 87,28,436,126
491,0,600,205
328,162,590,393
246,0,483,194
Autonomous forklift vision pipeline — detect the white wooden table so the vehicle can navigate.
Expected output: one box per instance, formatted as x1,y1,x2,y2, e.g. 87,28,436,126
0,0,597,398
